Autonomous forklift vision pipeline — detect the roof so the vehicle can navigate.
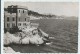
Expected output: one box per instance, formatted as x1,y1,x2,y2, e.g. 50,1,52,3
7,5,28,10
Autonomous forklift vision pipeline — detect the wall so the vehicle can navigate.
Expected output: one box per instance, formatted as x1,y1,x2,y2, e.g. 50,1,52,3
17,9,30,27
4,11,16,28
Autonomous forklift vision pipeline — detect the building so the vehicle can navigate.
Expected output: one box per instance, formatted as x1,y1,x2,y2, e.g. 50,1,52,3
4,5,30,30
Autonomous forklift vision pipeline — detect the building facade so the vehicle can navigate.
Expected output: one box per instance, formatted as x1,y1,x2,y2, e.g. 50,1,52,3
4,5,30,29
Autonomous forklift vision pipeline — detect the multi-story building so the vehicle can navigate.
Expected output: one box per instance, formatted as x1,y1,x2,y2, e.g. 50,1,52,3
4,5,30,29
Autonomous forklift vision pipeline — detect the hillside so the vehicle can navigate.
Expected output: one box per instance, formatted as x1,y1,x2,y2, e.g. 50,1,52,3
28,10,56,18
28,10,78,20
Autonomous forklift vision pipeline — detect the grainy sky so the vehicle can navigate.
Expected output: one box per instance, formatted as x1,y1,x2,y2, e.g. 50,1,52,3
4,2,79,17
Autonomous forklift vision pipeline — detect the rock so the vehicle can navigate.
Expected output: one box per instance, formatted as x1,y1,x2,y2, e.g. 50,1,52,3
4,32,13,45
4,27,49,45
4,47,16,53
4,32,21,45
21,37,30,44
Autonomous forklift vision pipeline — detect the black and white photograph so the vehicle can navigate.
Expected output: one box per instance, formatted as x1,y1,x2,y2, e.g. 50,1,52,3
3,2,78,53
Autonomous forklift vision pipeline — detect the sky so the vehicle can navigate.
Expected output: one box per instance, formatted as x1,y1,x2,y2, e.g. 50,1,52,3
4,2,79,17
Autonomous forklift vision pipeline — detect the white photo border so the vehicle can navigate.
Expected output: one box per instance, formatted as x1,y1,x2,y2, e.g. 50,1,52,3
1,0,79,54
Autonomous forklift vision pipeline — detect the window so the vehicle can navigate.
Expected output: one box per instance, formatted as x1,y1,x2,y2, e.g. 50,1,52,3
25,18,26,21
23,10,24,13
12,23,15,27
19,10,20,13
7,17,9,21
23,23,26,26
7,23,10,28
12,17,15,21
18,23,21,26
20,23,21,26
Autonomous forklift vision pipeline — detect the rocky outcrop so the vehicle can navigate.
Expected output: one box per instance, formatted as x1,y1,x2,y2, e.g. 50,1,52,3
4,27,49,45
4,47,20,53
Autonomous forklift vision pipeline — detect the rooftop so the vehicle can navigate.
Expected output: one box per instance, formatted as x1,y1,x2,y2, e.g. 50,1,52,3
7,5,28,10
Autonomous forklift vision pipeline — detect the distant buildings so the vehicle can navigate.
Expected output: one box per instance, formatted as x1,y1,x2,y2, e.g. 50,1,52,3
4,5,30,29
